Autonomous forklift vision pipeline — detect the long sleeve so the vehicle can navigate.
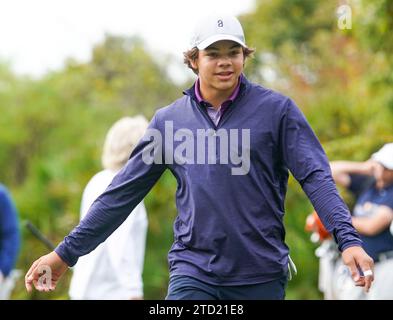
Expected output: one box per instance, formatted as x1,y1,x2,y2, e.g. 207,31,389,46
55,114,166,266
280,99,362,251
0,186,20,277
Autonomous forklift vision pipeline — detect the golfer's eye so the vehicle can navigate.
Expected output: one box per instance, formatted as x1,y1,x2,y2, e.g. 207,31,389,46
207,52,218,58
230,50,240,56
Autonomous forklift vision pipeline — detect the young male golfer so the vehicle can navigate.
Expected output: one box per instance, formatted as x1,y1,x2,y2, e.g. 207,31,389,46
25,14,374,299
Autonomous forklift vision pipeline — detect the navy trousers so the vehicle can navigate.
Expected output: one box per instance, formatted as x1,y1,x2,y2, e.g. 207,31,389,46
166,274,287,300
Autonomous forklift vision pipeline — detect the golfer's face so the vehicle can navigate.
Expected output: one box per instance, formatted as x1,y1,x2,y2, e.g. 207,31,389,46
193,40,244,94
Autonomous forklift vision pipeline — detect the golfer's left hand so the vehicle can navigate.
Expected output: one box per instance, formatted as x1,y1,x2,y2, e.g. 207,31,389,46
342,246,374,292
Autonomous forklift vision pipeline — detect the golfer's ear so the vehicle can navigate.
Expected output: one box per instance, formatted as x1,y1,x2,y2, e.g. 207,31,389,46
190,58,198,70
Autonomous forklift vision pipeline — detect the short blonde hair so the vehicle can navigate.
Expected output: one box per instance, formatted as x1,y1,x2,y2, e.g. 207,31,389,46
102,115,149,171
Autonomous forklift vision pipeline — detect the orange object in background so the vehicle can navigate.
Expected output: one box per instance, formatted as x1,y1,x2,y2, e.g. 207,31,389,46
305,211,331,241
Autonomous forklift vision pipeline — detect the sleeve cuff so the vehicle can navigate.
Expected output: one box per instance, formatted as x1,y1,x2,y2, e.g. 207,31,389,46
339,240,363,252
55,242,79,267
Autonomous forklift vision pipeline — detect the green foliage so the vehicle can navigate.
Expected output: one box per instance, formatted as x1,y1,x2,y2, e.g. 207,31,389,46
1,1,392,300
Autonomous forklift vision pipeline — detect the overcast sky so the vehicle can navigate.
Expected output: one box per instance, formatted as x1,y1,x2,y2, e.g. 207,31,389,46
0,0,255,80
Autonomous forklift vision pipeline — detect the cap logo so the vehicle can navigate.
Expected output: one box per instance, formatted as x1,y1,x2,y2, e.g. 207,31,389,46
217,19,223,27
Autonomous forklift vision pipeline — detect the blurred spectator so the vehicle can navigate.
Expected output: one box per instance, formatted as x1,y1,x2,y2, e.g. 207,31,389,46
68,116,149,300
330,143,393,299
0,183,20,299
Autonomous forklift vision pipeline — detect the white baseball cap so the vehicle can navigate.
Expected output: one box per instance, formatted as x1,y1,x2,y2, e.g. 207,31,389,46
371,143,393,170
190,14,247,50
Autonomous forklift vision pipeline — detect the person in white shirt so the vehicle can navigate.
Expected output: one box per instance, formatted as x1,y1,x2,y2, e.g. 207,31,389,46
68,116,149,300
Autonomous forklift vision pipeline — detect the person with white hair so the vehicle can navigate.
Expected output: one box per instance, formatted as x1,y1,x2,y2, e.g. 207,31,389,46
330,143,393,299
68,115,149,300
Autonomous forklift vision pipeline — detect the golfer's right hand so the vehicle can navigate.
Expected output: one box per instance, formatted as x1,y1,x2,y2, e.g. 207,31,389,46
25,251,69,293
